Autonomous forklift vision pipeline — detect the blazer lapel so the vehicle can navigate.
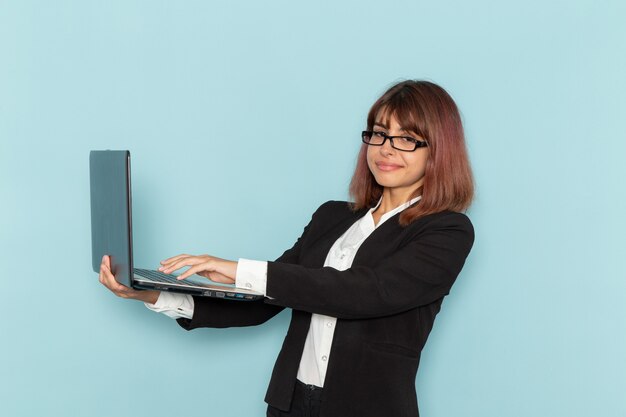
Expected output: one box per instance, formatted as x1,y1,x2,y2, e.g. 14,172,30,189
352,211,406,266
303,207,368,268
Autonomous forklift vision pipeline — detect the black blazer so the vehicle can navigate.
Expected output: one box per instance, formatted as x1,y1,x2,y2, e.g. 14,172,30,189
176,201,474,417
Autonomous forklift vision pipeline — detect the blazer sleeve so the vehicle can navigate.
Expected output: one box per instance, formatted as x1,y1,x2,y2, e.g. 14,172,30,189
264,212,475,319
175,203,319,330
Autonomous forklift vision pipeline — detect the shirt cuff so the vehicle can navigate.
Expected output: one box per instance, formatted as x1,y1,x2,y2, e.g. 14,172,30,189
144,291,195,320
236,258,268,296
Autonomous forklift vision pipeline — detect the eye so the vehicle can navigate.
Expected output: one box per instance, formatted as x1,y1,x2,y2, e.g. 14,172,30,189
398,137,416,144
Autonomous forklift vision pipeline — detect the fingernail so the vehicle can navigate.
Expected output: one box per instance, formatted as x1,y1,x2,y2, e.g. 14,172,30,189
158,266,164,271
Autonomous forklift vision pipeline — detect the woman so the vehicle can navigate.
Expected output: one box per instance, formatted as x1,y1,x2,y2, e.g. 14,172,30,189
99,80,475,417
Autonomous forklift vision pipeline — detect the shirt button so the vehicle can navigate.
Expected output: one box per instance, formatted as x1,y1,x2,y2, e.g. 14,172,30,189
321,355,328,361
245,282,252,289
326,322,333,328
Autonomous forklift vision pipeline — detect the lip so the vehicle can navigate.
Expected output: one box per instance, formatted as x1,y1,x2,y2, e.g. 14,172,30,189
375,162,403,172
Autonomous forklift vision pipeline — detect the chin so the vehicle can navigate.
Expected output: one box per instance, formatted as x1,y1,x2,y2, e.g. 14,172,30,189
373,174,424,192
372,172,400,186
373,178,401,188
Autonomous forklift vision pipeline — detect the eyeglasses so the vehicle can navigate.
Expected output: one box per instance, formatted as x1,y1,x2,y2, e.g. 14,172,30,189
361,131,428,152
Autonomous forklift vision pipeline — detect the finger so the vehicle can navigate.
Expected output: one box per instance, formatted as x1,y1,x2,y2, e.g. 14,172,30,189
162,256,207,274
159,255,193,272
159,258,189,274
100,262,127,293
100,262,111,283
177,262,212,281
160,254,213,271
101,260,113,278
99,256,117,289
99,266,106,284
175,264,200,281
100,262,118,290
160,254,190,265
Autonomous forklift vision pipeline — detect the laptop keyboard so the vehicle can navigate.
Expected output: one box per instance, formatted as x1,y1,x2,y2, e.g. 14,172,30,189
134,268,199,287
134,268,260,301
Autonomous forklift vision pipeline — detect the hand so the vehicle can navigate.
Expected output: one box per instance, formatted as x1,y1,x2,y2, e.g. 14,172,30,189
159,254,237,284
99,255,160,304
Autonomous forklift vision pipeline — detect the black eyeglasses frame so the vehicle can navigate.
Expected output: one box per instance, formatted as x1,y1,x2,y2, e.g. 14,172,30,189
361,130,428,152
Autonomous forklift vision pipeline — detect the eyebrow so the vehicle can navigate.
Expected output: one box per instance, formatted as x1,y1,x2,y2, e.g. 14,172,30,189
373,121,412,135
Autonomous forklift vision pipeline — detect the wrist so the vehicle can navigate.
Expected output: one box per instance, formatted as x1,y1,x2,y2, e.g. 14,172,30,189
229,260,238,280
139,290,160,305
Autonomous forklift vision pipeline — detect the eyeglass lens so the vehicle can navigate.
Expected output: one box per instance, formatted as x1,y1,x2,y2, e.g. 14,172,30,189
362,131,425,151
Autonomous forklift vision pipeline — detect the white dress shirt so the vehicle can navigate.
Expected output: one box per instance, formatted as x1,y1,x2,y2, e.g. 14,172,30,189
145,196,421,387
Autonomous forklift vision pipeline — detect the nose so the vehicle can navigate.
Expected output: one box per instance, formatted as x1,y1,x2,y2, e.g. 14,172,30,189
379,137,395,155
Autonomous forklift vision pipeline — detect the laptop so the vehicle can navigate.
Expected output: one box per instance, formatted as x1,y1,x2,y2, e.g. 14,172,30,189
89,150,263,301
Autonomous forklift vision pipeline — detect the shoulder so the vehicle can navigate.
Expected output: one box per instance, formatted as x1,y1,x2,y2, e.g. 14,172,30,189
306,200,363,230
313,200,354,218
397,209,474,244
420,210,473,232
408,210,475,247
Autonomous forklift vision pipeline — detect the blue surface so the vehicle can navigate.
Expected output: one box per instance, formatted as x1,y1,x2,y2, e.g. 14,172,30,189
1,1,625,416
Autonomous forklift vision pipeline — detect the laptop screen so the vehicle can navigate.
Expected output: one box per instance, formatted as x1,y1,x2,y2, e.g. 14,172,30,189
89,150,134,287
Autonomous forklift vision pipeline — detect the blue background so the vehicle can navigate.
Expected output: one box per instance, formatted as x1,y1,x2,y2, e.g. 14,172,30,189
1,1,625,416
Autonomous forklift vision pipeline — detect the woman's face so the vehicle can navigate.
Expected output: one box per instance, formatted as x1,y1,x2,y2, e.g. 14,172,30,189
366,112,429,197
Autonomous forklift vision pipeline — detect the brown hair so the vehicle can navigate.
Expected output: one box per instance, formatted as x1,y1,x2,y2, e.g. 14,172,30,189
349,80,474,225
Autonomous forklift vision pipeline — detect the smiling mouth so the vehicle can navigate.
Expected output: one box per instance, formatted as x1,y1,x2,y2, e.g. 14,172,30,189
375,162,403,171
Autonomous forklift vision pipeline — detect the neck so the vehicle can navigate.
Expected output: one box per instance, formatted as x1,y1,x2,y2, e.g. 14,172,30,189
376,186,421,214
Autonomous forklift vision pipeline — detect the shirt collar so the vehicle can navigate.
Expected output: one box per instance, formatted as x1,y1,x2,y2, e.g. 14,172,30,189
368,195,422,227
